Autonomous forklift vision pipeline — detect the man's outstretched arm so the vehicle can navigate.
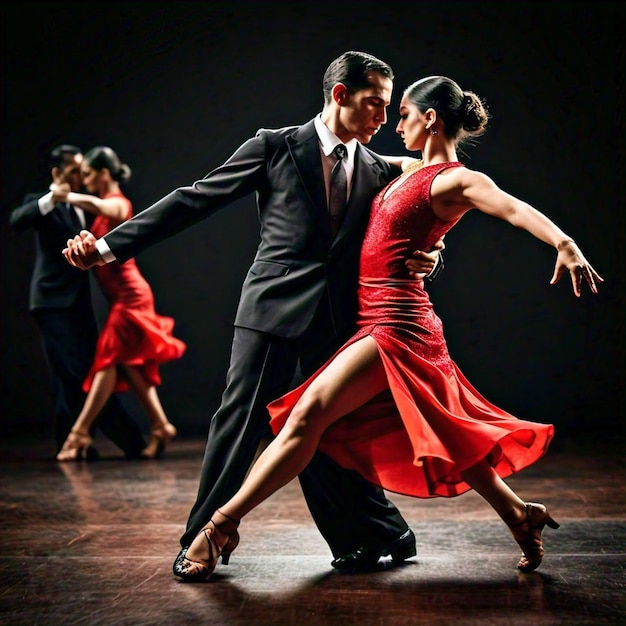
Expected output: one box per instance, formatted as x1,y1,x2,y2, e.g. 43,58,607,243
63,230,106,270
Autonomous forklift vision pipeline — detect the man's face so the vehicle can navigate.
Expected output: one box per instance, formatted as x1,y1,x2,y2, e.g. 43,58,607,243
337,71,393,144
59,153,84,192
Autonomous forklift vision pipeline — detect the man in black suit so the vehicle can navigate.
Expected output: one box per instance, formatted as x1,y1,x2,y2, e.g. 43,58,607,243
63,52,443,572
10,144,146,458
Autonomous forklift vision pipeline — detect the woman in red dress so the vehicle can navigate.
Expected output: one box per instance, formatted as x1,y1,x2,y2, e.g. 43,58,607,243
56,146,186,461
173,76,602,581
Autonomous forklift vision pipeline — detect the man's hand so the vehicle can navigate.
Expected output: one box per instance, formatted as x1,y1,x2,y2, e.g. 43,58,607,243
62,230,105,270
50,182,70,203
406,237,446,280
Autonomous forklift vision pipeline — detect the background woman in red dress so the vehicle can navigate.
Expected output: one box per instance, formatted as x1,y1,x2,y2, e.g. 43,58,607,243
55,146,186,461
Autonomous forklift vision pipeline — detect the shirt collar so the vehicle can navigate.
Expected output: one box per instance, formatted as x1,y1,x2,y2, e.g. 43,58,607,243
314,114,358,162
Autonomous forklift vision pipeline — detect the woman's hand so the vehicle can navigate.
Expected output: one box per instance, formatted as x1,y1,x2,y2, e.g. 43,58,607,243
550,240,603,296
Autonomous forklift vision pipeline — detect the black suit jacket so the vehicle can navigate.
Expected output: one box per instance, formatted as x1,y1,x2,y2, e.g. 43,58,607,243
102,119,401,338
9,193,94,310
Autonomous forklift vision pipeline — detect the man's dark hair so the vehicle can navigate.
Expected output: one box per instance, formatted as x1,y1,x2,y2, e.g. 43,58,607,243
49,144,82,170
322,51,394,104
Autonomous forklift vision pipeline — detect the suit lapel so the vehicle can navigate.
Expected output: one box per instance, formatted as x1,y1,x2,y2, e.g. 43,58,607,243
287,121,327,217
286,122,390,244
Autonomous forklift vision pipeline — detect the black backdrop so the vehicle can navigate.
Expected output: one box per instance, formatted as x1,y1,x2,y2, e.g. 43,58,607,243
2,2,623,446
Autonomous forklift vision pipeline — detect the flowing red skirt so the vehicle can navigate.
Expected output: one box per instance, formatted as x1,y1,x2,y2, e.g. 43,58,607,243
267,279,554,499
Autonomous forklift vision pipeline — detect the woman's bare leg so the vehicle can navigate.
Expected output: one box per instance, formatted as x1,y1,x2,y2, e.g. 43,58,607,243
461,460,527,524
56,366,118,460
71,366,118,434
461,460,560,571
185,336,387,560
121,365,177,458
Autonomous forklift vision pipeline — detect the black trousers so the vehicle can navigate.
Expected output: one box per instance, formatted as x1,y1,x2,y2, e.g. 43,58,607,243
181,301,408,557
33,303,146,456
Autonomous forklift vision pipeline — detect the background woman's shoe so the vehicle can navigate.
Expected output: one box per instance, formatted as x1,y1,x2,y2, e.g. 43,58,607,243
56,431,94,462
142,423,177,459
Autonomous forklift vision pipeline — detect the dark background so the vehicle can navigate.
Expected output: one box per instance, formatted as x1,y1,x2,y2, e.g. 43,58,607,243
2,2,623,447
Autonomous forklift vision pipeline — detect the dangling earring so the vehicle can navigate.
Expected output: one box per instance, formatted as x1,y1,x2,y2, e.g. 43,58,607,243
430,128,438,136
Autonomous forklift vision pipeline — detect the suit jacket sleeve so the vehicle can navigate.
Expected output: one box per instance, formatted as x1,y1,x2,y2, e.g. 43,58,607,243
103,135,267,264
9,194,44,230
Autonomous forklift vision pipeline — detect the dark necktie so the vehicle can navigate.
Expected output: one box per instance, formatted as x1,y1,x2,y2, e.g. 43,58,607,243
66,203,82,231
328,143,348,236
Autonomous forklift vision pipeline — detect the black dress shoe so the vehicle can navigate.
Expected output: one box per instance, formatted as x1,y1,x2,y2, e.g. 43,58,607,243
124,447,147,460
85,445,100,461
331,528,416,572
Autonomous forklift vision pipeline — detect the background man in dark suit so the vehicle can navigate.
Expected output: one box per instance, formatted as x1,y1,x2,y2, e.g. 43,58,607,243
63,52,442,572
10,144,146,458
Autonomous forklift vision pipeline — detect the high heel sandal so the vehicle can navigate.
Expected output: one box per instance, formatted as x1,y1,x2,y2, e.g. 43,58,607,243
56,430,94,462
507,502,560,572
141,423,177,459
172,509,240,582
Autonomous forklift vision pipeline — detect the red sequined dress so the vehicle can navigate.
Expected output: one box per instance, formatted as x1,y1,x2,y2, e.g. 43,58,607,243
83,192,186,393
268,162,554,498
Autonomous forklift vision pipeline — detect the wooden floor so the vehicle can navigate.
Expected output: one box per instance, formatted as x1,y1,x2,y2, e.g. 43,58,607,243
0,435,624,626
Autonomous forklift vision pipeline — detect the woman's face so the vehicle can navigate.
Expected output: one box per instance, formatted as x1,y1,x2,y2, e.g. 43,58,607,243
80,163,102,195
395,96,428,151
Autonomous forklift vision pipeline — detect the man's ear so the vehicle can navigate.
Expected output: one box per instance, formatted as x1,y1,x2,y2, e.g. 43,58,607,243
51,166,63,184
332,82,349,106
